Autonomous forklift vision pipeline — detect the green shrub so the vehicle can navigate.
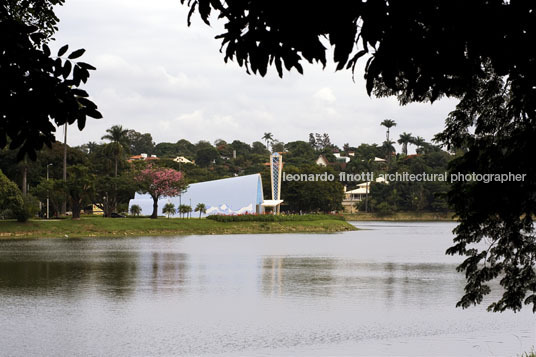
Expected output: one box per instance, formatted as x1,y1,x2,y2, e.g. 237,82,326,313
374,202,395,217
0,208,13,220
0,170,24,220
13,194,40,222
519,348,536,357
130,204,142,216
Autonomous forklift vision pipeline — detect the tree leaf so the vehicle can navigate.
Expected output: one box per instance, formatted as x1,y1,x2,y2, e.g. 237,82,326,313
43,44,51,57
62,60,72,79
58,44,69,57
68,49,86,59
77,116,86,130
77,62,96,71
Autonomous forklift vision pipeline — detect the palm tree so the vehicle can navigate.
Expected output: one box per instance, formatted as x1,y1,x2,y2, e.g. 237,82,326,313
130,204,142,216
195,203,207,218
262,132,274,152
380,119,397,141
381,140,396,161
101,125,130,177
185,205,192,218
179,204,192,218
397,132,413,155
163,203,176,218
411,136,427,153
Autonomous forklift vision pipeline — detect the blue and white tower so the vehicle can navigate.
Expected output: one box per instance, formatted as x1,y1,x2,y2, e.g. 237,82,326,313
271,153,282,201
262,152,284,214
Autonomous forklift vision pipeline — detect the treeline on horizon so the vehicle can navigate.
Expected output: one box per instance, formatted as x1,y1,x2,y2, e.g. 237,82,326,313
0,125,457,218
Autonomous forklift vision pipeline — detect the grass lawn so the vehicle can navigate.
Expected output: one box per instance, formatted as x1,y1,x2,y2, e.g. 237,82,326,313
0,215,357,239
344,211,456,221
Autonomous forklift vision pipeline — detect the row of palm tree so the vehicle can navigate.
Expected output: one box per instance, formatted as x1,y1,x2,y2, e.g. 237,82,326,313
397,133,427,155
130,203,207,218
380,119,428,156
162,202,207,218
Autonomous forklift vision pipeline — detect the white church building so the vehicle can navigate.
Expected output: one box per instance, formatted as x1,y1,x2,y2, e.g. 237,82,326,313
129,174,265,218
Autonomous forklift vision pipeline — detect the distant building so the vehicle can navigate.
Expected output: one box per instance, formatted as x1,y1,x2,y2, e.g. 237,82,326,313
173,156,194,164
90,204,104,215
342,176,389,212
333,152,351,164
316,155,329,166
128,153,159,163
129,174,265,217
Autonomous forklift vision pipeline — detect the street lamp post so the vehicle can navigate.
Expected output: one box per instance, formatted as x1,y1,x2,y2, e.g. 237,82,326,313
46,163,53,219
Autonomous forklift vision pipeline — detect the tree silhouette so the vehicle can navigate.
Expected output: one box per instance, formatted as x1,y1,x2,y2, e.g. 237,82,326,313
130,204,141,217
1,3,101,160
181,1,536,105
195,203,207,218
380,119,396,142
64,165,94,219
262,132,274,152
101,125,130,177
398,132,413,155
163,203,176,218
381,139,395,164
179,204,192,218
435,68,536,312
181,0,536,311
411,136,427,154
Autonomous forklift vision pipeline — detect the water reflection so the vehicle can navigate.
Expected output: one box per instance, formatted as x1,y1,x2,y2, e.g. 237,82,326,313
261,256,465,310
0,242,197,300
262,257,337,297
0,225,533,357
147,252,189,294
0,246,139,300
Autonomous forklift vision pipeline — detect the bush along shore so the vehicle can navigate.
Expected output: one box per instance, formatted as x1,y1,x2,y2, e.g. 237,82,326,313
344,211,456,221
0,214,356,239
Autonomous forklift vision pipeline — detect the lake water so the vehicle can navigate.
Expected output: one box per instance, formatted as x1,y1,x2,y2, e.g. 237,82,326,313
0,222,534,356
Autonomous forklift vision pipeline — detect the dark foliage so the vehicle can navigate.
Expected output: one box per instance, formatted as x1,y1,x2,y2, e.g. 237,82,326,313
282,165,344,213
437,69,536,312
182,0,536,312
182,1,535,103
0,3,101,161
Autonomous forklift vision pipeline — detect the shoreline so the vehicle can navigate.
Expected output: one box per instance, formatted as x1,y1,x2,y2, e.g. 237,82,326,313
343,212,456,222
0,216,357,239
0,212,459,239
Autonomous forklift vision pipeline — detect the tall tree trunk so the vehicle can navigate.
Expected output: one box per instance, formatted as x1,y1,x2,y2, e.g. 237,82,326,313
365,183,369,213
151,196,158,219
72,199,81,219
113,157,118,213
22,161,27,196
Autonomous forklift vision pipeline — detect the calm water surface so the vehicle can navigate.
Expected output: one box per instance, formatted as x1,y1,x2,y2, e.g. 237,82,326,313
0,222,534,356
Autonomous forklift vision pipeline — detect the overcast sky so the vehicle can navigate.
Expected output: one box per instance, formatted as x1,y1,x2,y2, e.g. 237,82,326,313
52,0,458,153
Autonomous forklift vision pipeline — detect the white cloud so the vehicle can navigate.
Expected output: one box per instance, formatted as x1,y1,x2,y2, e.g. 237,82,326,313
313,87,336,103
52,0,457,152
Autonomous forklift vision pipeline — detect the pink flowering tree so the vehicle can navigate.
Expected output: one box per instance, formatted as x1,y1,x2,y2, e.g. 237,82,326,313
135,166,187,219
